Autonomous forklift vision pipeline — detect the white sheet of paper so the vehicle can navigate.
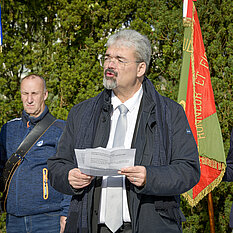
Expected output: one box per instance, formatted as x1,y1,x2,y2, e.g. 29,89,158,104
75,147,136,176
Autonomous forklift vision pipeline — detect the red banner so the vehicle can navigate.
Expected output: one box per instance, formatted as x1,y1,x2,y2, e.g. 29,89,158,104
178,3,225,206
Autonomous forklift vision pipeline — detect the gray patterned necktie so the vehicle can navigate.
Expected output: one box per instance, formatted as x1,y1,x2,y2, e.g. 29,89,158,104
105,104,128,232
112,104,128,148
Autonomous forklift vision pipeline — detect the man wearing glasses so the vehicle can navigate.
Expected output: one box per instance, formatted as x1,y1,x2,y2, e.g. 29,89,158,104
48,29,200,233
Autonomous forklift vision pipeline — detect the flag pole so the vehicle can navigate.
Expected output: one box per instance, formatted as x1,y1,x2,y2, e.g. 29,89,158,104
208,192,215,233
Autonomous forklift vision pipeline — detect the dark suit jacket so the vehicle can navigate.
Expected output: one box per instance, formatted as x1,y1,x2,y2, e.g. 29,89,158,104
48,78,200,233
222,129,233,228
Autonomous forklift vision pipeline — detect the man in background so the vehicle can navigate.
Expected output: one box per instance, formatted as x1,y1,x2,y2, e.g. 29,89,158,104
0,74,70,233
48,29,200,233
223,128,233,231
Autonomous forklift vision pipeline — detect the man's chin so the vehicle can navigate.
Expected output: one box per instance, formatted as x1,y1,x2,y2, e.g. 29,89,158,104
25,109,36,116
103,77,117,90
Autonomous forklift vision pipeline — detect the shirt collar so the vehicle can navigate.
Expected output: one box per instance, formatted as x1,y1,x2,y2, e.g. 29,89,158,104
111,85,143,113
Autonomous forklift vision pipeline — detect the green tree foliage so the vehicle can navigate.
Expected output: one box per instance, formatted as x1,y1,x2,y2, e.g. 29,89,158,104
0,0,232,232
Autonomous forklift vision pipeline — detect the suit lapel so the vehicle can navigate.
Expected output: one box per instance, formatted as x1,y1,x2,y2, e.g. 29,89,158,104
92,90,112,148
92,109,111,148
88,92,112,231
132,93,156,166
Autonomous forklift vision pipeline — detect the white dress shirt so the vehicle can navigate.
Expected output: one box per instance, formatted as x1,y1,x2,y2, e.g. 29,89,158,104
99,85,143,223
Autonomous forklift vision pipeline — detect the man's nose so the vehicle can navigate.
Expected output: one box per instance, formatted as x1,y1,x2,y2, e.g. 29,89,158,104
108,58,117,68
27,94,33,103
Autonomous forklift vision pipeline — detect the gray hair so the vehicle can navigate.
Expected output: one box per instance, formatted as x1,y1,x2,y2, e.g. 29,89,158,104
106,29,151,72
21,74,47,92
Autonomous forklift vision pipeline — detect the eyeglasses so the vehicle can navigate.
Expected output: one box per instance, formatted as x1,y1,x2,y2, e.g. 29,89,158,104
99,55,143,69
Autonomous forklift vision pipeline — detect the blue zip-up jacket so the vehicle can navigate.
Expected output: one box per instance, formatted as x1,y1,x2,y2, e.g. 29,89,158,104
0,106,71,216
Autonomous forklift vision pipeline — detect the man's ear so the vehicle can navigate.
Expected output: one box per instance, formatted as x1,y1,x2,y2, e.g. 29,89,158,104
137,62,146,77
44,91,48,101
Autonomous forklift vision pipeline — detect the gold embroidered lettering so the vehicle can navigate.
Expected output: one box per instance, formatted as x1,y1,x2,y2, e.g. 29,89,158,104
200,53,209,69
183,37,192,53
195,72,206,86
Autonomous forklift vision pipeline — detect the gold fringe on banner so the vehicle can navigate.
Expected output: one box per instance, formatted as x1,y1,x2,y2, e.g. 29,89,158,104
183,18,192,27
201,157,225,171
182,161,226,207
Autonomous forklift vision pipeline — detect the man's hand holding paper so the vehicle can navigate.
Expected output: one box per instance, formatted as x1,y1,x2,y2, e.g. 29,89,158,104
119,166,147,187
68,168,94,189
74,147,136,176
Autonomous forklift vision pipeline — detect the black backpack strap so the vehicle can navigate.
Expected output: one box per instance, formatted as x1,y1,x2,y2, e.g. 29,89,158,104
16,113,56,157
